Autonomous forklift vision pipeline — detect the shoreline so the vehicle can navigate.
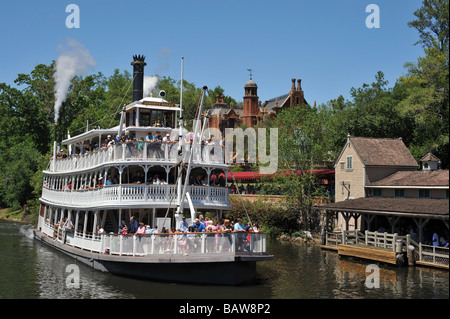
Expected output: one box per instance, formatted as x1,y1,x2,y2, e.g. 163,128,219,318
0,208,33,224
277,232,322,245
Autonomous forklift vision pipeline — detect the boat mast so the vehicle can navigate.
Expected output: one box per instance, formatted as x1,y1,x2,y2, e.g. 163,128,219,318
52,122,58,172
176,57,185,219
178,86,208,216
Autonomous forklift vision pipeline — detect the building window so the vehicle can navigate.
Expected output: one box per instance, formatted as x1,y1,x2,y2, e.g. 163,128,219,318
340,162,345,170
446,189,449,199
419,189,430,198
395,189,405,198
373,189,382,197
346,156,353,171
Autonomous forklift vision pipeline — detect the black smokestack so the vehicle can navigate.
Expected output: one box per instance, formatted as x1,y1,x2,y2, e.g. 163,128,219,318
131,55,147,102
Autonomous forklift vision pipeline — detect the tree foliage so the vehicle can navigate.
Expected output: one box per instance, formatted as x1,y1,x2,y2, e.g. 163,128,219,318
408,0,449,53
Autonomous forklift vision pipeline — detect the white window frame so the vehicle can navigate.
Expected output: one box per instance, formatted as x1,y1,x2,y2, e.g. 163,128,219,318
346,156,353,171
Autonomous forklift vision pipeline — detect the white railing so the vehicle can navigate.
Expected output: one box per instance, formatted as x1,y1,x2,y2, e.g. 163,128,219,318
39,219,267,257
417,243,449,266
324,230,405,252
408,237,449,267
52,142,225,172
41,184,229,208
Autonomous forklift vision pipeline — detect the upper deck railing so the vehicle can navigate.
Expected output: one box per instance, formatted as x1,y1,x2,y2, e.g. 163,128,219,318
41,184,230,209
51,141,225,172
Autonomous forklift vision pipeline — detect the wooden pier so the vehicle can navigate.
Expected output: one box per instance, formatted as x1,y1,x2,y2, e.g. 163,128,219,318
322,230,449,269
338,244,397,265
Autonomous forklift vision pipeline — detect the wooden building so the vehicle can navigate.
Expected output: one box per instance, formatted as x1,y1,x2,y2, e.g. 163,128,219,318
320,136,449,268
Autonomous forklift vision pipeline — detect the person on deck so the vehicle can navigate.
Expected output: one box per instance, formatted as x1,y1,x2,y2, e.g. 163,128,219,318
136,222,146,234
179,217,189,233
129,216,138,233
191,218,206,232
432,232,439,247
234,218,247,252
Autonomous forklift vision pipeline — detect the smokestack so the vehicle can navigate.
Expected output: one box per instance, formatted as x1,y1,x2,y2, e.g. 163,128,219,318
131,55,147,102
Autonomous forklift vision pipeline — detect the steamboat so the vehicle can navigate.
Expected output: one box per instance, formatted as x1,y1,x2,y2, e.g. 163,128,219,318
34,55,272,285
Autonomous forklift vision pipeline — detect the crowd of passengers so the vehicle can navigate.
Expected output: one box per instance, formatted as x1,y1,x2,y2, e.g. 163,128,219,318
113,215,261,236
56,214,261,253
52,130,224,160
100,215,262,253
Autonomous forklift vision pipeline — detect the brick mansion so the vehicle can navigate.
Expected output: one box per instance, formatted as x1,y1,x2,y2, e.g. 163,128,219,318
202,77,309,133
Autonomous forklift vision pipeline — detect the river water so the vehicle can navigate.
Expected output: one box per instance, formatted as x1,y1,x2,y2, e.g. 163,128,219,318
0,220,448,299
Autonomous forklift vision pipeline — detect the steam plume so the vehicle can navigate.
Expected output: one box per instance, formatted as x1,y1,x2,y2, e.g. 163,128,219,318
53,38,96,123
143,75,159,98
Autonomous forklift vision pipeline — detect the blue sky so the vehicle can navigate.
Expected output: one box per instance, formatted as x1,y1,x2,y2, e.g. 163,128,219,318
0,0,425,106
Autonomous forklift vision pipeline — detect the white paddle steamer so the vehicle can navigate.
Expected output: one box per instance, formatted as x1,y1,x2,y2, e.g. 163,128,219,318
34,55,272,285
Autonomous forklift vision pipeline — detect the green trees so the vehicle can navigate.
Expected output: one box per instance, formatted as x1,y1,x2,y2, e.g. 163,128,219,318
322,72,417,160
260,104,329,232
398,0,449,166
408,0,449,52
0,83,48,210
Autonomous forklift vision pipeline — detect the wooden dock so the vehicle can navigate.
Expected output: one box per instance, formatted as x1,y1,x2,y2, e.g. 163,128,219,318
322,230,449,269
338,244,397,265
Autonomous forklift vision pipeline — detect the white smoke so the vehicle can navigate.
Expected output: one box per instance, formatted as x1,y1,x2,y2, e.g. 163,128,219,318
143,75,159,98
53,38,96,123
155,47,172,73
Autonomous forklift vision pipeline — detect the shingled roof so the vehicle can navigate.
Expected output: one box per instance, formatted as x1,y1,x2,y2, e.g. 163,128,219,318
321,197,449,217
420,152,440,162
349,137,418,167
367,170,449,187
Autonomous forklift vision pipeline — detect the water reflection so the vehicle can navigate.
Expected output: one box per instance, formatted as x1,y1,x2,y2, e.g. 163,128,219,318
0,221,448,299
256,240,448,299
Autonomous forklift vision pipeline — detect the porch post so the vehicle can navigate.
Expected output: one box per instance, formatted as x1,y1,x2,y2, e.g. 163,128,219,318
118,208,122,231
92,210,98,234
74,211,80,234
83,211,88,238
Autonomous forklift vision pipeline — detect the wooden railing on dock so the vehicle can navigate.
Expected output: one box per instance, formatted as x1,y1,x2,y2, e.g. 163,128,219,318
322,230,449,269
408,238,449,269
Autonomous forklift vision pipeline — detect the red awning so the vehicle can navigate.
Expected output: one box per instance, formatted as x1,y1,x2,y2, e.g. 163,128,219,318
227,169,335,181
228,171,262,181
